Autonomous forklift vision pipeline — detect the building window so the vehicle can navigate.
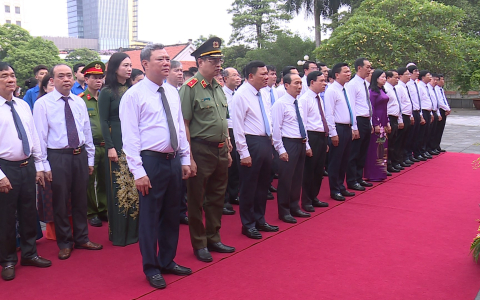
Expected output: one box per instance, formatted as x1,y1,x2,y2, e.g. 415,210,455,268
6,20,11,24
16,21,21,26
15,6,20,14
5,5,10,13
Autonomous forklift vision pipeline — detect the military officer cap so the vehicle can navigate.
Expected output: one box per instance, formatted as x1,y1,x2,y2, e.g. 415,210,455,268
82,61,105,76
191,37,223,59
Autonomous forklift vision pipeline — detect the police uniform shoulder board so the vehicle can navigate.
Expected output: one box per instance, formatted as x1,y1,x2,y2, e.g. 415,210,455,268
78,92,85,98
186,77,198,88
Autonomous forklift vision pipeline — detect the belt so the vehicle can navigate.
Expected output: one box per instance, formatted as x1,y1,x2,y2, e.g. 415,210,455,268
335,123,351,127
47,145,85,155
307,130,328,137
282,137,307,144
0,156,32,168
191,138,225,148
413,110,420,112
94,140,105,147
141,150,176,159
422,109,432,112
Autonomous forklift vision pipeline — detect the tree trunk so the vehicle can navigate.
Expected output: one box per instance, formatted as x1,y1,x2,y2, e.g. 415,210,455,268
256,22,262,48
314,5,321,47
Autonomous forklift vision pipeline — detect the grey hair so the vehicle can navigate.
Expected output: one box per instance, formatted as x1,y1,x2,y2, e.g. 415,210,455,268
170,60,182,69
222,68,230,78
140,43,165,62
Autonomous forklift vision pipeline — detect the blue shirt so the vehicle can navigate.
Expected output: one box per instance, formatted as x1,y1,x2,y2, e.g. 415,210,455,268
22,85,40,111
71,81,87,95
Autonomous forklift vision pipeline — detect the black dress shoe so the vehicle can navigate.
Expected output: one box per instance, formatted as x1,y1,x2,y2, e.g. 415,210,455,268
147,274,166,289
230,197,240,205
410,157,420,162
242,227,262,239
267,191,275,200
291,209,311,218
330,193,345,201
194,248,213,262
340,190,355,197
404,159,414,165
180,216,189,225
347,183,365,191
415,155,427,161
400,162,411,168
269,185,277,193
88,216,102,227
439,149,446,152
256,223,279,232
207,242,235,253
1,265,14,281
161,264,192,276
98,214,108,222
429,150,439,155
394,164,404,170
323,170,328,176
423,153,432,159
302,205,315,212
312,198,329,207
386,171,392,176
387,166,400,173
222,207,235,215
273,173,279,179
359,180,373,187
279,214,297,223
21,256,52,268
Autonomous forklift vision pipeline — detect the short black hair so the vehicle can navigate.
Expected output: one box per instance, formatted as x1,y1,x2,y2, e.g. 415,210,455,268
131,68,144,81
332,62,348,79
354,58,367,71
407,65,418,73
386,70,397,79
282,66,297,76
73,63,85,73
303,61,316,72
0,62,14,73
244,60,266,78
397,67,408,76
188,67,198,74
327,70,334,81
431,73,439,79
306,71,323,87
266,65,276,72
437,73,444,79
419,70,430,80
317,62,327,68
283,73,293,85
33,64,48,76
183,70,194,78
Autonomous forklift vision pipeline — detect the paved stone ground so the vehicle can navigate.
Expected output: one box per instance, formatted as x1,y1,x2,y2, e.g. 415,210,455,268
441,108,480,154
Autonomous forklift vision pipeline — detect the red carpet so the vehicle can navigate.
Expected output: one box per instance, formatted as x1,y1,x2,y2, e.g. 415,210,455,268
3,152,480,299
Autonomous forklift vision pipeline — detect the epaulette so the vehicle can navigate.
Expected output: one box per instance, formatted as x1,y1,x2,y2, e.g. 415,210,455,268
200,79,207,88
78,92,85,97
187,78,198,88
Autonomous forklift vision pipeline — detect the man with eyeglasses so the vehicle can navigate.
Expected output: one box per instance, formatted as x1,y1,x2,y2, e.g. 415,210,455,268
180,37,235,263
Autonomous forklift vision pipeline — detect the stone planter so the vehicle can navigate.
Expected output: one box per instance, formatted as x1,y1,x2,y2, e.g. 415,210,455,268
473,98,480,110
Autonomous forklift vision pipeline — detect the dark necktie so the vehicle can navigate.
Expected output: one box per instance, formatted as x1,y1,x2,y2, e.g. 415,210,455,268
427,86,434,109
363,81,372,117
316,95,329,135
294,99,307,139
158,87,178,150
61,96,80,148
414,81,422,110
440,88,447,105
406,84,414,111
5,100,30,156
393,87,402,114
342,88,354,125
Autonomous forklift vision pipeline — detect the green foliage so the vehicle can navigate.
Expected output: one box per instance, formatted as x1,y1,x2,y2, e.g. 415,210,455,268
0,24,31,60
228,0,292,48
64,48,101,66
453,38,480,93
193,35,224,48
223,45,252,73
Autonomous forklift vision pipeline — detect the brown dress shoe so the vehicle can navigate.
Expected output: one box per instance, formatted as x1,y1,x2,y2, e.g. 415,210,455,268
58,248,72,260
74,241,103,250
21,256,52,268
1,265,15,281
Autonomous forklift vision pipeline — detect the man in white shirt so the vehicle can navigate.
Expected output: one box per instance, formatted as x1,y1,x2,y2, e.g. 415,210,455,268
33,64,102,260
120,44,192,289
345,58,373,191
396,67,415,166
426,75,442,156
384,70,404,173
406,65,426,162
299,71,329,212
166,60,184,90
265,65,279,199
233,61,279,239
276,66,298,99
324,63,358,201
433,74,450,152
272,73,311,223
417,70,434,159
300,61,319,96
0,62,52,281
223,67,241,214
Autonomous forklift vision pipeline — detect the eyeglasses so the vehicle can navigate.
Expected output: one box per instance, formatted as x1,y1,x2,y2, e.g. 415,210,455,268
206,58,224,65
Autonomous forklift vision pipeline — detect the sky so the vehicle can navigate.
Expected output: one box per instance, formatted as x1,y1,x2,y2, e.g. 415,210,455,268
25,0,326,45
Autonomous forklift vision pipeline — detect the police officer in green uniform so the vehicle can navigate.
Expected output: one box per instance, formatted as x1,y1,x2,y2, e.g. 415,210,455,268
80,61,107,227
180,37,235,262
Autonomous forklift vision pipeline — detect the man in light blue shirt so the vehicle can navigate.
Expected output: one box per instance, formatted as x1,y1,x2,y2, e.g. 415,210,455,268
22,65,48,110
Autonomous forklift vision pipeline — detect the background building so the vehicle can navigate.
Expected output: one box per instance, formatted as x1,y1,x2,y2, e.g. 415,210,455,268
0,0,25,28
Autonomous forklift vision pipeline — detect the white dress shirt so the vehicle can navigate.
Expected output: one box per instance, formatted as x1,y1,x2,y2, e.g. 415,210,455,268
120,76,190,180
223,85,235,129
384,82,403,123
324,80,357,137
0,96,44,179
233,82,272,159
263,85,279,105
299,75,308,97
299,88,326,135
345,75,370,118
272,93,309,155
396,81,413,116
276,84,286,99
428,83,441,116
417,81,433,111
33,89,94,172
406,79,421,111
435,86,451,111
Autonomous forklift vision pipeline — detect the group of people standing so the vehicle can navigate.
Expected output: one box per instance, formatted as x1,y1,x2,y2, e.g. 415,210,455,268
0,36,449,290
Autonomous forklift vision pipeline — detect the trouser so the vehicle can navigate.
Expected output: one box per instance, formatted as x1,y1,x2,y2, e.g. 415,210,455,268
421,110,432,153
0,157,38,267
87,145,107,218
179,180,187,219
138,152,181,277
435,108,447,150
398,114,412,162
48,147,89,249
225,128,240,204
328,124,352,194
346,116,371,186
301,131,327,207
238,135,272,228
277,138,306,217
427,111,439,151
270,145,279,183
410,110,422,157
387,115,399,166
187,140,228,250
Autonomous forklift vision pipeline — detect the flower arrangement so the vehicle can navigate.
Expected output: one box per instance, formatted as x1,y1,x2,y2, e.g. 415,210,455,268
113,153,139,219
470,219,480,263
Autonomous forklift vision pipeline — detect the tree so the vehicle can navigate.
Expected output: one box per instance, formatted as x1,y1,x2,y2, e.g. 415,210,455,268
223,45,252,73
0,24,32,60
193,35,224,48
64,48,101,66
228,0,292,48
